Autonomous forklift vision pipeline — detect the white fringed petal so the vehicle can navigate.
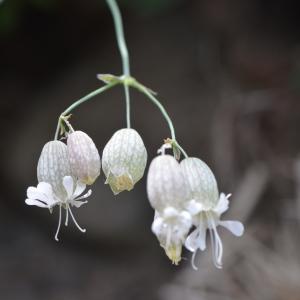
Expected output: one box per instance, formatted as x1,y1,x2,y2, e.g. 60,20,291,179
152,207,192,265
73,181,87,198
26,182,58,209
67,131,101,185
213,193,230,216
102,128,147,194
185,225,207,252
25,176,92,241
63,176,74,199
25,198,49,208
219,220,244,236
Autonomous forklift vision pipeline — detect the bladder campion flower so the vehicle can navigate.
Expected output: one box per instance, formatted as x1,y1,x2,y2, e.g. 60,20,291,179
102,128,147,195
37,140,71,198
25,176,91,241
181,157,244,269
67,130,101,185
147,152,192,264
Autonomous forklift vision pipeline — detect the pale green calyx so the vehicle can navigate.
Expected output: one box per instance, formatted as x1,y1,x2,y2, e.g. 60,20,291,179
180,157,219,211
37,140,72,198
102,128,147,195
147,154,189,212
67,131,101,185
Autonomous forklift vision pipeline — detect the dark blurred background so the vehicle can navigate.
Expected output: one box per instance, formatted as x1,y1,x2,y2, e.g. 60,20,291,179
1,0,300,299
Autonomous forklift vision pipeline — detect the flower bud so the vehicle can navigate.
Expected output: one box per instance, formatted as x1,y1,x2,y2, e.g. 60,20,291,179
67,131,101,185
102,128,147,195
147,154,188,212
37,140,71,198
180,157,219,210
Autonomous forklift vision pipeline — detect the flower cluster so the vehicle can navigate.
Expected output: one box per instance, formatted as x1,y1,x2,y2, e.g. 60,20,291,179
26,122,243,268
26,125,147,241
147,144,244,269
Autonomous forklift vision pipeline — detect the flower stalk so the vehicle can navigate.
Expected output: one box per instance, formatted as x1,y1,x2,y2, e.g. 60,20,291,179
106,0,131,128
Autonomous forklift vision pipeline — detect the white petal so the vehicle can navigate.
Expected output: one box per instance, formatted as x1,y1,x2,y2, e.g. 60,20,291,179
213,193,230,215
73,181,86,198
36,182,53,197
163,206,180,218
185,226,207,252
27,187,48,203
185,199,203,216
219,220,244,236
75,189,92,200
151,216,163,236
70,200,88,208
25,198,49,208
63,176,74,199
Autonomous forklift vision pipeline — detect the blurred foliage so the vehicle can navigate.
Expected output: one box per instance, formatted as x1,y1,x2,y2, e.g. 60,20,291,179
0,0,184,35
0,0,58,34
122,0,184,15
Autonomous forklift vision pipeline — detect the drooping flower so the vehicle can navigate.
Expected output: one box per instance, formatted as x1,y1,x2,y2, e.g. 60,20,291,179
152,208,192,265
147,153,192,264
25,176,91,241
67,130,101,185
102,128,147,195
181,157,244,269
37,140,71,198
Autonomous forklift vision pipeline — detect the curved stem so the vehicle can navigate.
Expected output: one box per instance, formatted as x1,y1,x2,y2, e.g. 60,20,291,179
106,0,131,128
132,82,188,158
54,82,117,140
137,86,176,140
106,0,130,76
174,141,188,159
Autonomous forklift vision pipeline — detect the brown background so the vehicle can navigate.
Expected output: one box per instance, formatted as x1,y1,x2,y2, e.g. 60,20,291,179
1,0,300,299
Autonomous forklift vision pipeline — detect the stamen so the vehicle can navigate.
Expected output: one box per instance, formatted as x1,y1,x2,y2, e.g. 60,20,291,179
191,250,198,270
68,206,86,233
76,190,92,200
65,205,69,226
55,205,62,242
207,211,223,269
208,227,218,267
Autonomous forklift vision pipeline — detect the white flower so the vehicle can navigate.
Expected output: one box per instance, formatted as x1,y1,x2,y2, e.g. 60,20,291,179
181,157,244,269
25,176,91,241
67,130,101,185
102,128,147,195
152,207,192,265
147,153,192,264
37,140,71,198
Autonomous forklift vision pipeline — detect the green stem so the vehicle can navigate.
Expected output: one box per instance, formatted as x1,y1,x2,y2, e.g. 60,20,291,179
124,84,131,128
174,141,188,159
134,83,176,140
54,82,118,140
106,0,131,128
133,82,188,158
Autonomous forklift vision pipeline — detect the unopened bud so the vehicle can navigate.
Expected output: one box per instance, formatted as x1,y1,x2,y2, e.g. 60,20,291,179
102,128,147,195
67,131,101,185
